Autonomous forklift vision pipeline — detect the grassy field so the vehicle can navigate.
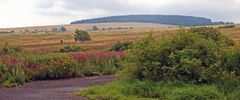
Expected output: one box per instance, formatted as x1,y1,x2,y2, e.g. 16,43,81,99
0,24,178,53
1,23,239,52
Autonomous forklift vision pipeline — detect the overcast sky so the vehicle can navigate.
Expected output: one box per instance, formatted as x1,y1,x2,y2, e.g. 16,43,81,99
0,0,239,28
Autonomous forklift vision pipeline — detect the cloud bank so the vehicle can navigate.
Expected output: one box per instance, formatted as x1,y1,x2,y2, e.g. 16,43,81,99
0,0,239,28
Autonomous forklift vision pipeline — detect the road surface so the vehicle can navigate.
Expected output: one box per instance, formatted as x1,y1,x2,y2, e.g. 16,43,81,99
0,75,115,100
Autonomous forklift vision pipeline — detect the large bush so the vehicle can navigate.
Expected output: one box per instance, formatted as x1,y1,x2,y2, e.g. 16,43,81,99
226,49,240,76
121,28,236,84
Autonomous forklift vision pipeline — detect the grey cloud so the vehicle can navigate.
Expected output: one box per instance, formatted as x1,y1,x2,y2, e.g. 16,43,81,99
61,0,147,14
38,10,73,17
156,0,240,22
56,0,240,22
36,0,54,9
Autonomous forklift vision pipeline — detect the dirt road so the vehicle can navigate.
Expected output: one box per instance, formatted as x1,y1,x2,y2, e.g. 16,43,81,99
0,75,115,100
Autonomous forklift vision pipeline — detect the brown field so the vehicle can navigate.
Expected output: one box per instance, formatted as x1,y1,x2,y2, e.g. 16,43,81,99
0,23,239,53
0,23,178,53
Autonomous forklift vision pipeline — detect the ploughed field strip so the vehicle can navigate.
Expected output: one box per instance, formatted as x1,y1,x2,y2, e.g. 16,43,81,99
0,75,114,100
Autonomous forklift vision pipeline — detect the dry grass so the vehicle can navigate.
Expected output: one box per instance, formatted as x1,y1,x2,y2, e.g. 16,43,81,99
0,26,178,52
1,23,240,53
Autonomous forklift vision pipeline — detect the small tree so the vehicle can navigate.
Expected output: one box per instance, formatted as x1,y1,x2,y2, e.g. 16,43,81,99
74,30,91,43
92,26,98,30
59,27,67,32
52,28,58,33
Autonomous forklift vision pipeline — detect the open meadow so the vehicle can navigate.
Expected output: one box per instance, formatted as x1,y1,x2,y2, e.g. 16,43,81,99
0,22,177,53
1,23,239,52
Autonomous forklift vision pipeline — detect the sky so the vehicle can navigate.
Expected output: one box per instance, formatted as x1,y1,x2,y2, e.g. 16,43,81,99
0,0,239,28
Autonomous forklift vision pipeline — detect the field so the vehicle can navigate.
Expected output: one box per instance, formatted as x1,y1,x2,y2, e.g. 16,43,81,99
0,22,177,87
1,23,240,99
1,23,239,52
0,23,177,53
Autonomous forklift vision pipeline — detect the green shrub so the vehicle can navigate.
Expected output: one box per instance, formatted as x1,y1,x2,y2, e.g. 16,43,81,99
190,27,234,46
59,45,86,53
120,28,236,84
226,49,240,76
110,41,132,51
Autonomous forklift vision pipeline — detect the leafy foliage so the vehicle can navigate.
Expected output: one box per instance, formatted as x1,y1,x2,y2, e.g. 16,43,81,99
226,49,240,76
74,30,91,42
120,28,236,84
190,27,234,46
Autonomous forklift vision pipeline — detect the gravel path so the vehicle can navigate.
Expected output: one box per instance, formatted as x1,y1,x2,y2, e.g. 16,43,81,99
0,75,115,100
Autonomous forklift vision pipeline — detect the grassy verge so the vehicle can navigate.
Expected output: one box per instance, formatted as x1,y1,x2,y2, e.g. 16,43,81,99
76,80,240,100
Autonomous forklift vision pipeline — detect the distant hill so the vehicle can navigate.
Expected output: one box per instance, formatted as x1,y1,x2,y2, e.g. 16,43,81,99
71,15,232,26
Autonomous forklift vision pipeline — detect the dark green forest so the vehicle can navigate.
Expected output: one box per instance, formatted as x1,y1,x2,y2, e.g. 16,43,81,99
71,15,232,26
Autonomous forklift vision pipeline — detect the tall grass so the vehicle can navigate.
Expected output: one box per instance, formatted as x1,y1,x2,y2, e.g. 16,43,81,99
0,56,29,87
76,80,240,100
0,51,125,87
72,52,124,76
